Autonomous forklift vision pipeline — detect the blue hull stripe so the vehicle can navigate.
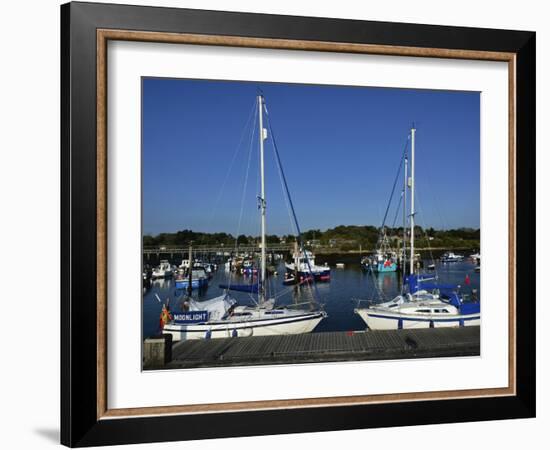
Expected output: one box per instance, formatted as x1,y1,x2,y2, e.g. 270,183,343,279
165,313,324,333
367,313,480,323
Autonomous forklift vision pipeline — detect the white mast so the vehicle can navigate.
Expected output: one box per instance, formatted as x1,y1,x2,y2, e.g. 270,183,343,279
403,154,408,274
258,95,267,304
409,125,416,275
187,241,193,297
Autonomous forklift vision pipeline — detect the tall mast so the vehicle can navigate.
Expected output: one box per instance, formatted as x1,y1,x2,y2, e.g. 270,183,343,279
258,95,267,305
187,241,193,298
402,154,408,275
409,126,416,275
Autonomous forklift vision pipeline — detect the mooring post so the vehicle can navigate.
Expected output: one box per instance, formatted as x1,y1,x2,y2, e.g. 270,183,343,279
143,334,173,369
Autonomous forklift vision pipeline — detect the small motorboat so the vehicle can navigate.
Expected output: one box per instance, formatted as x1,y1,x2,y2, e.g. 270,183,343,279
285,250,330,282
152,260,173,279
440,252,464,263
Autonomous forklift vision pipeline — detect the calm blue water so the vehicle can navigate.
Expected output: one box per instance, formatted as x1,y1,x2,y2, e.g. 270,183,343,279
142,253,480,338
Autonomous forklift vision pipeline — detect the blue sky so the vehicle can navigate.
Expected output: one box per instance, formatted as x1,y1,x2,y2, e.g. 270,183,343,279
142,78,480,236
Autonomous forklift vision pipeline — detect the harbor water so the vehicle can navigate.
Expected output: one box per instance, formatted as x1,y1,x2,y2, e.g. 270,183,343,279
143,252,480,339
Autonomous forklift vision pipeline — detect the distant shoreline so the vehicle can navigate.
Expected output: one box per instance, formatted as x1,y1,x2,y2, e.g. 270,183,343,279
142,245,479,257
314,246,478,255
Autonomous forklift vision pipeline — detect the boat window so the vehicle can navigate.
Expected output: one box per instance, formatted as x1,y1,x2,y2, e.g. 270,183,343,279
415,309,431,313
233,312,252,317
265,310,284,315
388,304,398,308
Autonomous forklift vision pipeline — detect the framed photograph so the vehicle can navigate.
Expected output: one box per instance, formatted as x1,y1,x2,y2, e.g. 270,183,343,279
61,1,535,447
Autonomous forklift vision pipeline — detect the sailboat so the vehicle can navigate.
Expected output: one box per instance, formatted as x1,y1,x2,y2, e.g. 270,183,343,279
162,95,326,341
361,139,409,274
354,126,480,330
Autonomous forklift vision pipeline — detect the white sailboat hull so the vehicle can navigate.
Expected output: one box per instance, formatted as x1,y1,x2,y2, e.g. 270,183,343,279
355,308,480,330
163,312,325,341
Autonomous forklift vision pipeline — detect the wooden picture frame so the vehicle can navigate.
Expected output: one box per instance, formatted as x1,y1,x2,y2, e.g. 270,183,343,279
61,1,535,446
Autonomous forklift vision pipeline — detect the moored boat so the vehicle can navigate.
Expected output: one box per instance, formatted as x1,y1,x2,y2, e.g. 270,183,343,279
361,249,398,273
162,94,326,341
175,267,209,290
354,126,480,330
285,250,330,282
440,251,464,263
162,295,325,340
355,275,480,330
152,260,173,279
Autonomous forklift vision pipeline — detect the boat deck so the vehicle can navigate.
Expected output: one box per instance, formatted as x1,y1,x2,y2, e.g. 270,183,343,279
156,326,480,369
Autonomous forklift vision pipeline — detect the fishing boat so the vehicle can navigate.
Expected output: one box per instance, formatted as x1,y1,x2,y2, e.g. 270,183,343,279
162,95,326,341
285,250,330,282
440,251,464,263
361,249,398,273
361,130,410,274
151,260,173,279
355,126,480,330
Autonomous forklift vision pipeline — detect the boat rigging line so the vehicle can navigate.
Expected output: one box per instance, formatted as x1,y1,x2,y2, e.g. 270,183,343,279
380,137,409,230
204,97,258,232
224,102,259,300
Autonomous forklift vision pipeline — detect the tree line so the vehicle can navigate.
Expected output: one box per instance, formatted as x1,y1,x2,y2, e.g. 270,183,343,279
143,226,479,251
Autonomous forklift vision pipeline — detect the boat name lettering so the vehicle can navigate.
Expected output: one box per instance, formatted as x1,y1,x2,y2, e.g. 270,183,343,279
173,311,209,323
